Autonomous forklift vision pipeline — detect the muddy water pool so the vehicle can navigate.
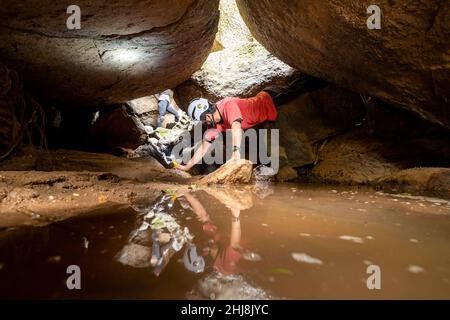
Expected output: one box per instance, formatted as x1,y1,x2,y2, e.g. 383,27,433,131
1,184,449,299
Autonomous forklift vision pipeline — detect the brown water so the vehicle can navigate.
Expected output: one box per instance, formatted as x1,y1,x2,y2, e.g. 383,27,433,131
1,184,449,300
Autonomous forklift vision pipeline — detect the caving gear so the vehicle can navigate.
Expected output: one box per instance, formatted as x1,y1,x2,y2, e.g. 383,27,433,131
146,142,175,169
172,159,181,170
187,98,214,123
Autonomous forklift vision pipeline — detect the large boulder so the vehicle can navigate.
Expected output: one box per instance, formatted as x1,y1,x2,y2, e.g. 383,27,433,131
0,0,220,108
175,42,299,108
216,0,254,49
236,0,450,129
309,124,450,185
309,130,401,185
126,95,160,127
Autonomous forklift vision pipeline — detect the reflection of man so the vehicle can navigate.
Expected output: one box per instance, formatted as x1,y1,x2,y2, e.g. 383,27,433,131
178,190,250,276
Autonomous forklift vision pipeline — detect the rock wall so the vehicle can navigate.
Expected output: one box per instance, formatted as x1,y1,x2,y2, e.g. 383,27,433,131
237,0,450,129
266,85,367,181
0,64,21,156
175,42,299,108
216,0,254,49
0,0,220,108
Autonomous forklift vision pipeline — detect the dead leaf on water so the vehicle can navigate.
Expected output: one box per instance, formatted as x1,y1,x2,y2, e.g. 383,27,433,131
48,256,61,263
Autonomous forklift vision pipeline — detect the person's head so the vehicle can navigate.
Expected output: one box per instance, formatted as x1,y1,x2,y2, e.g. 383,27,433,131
187,98,218,128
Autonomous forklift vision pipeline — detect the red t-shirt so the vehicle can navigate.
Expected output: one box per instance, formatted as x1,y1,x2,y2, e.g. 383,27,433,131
204,91,277,142
213,246,242,276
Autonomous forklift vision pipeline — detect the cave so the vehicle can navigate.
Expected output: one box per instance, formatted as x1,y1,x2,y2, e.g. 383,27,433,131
0,0,449,301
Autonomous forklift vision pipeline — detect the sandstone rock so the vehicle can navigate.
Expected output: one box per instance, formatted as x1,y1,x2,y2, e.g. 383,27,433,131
276,166,298,182
266,85,366,169
126,95,160,127
175,42,299,108
309,121,450,186
0,0,220,107
310,132,400,185
373,168,450,199
216,0,254,49
202,186,253,210
199,159,253,185
237,0,450,129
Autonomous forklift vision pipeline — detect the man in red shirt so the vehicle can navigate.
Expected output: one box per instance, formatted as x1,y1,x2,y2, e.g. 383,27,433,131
176,76,327,172
177,90,277,172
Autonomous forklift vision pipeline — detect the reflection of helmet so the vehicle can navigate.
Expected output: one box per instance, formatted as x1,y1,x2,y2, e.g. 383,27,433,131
187,98,212,121
183,244,205,273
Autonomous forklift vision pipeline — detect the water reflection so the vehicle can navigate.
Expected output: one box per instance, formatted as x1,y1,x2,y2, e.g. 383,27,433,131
116,194,194,275
116,187,272,298
1,184,449,299
116,188,255,275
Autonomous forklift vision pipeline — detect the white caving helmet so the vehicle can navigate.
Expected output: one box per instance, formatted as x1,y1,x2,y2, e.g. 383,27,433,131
187,98,212,122
183,244,205,273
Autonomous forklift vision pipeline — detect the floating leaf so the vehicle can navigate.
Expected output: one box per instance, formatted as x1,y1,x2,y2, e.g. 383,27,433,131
292,253,323,265
269,268,294,276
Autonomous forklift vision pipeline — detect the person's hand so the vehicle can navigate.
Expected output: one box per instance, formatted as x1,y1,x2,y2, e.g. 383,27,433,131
174,162,190,172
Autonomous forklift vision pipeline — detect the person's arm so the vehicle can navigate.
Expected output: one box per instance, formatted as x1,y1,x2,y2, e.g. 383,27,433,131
230,121,243,161
180,192,211,223
230,208,242,249
178,140,212,171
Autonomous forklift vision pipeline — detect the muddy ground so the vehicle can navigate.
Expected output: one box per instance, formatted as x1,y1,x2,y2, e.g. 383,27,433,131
1,145,449,229
0,146,198,229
